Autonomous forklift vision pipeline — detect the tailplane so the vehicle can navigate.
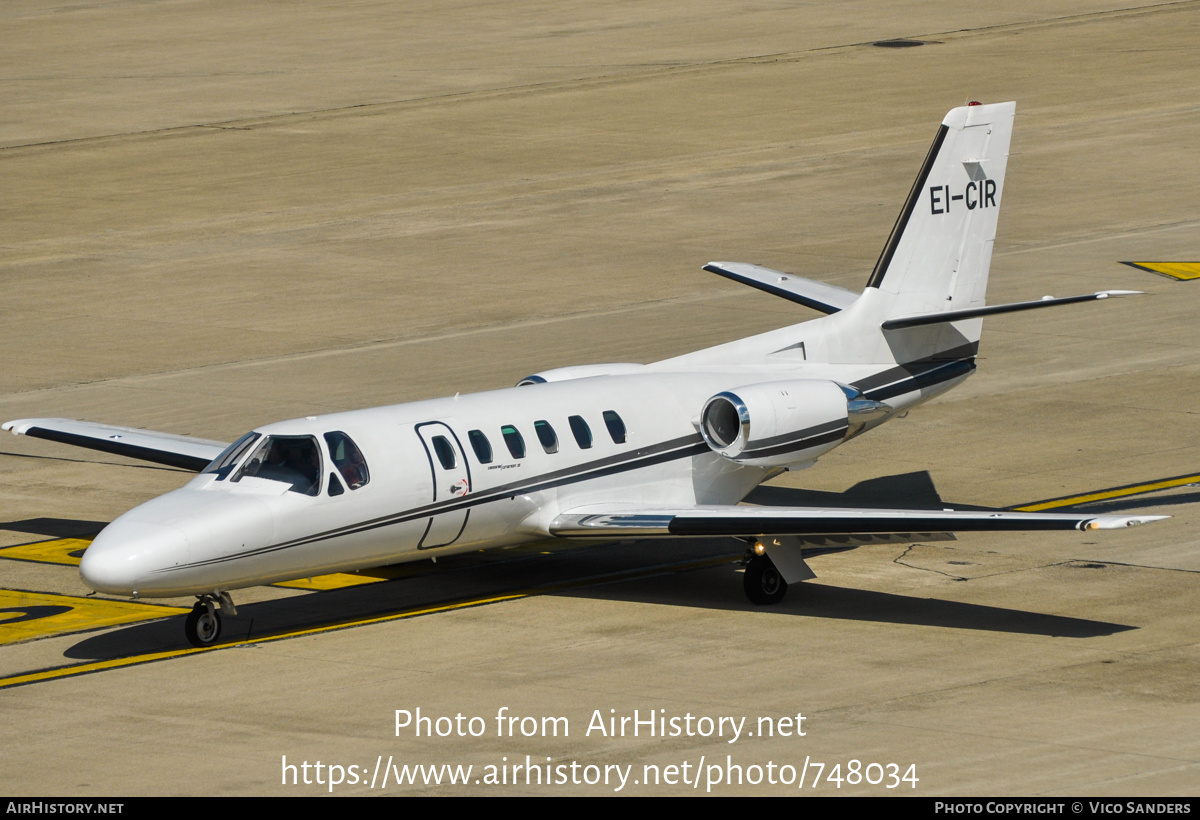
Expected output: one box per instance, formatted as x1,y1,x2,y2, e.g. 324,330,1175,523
686,101,1138,371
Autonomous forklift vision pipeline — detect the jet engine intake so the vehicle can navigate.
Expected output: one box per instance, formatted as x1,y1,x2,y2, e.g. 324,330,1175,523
700,380,888,467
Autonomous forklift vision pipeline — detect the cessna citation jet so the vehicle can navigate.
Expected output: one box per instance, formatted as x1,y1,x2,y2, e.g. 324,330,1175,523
5,101,1164,647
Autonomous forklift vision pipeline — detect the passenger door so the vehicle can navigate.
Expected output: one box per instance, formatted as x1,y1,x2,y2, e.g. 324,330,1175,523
414,422,472,549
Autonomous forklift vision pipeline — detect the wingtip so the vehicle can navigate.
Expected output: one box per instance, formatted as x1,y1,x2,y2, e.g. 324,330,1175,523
1081,515,1170,530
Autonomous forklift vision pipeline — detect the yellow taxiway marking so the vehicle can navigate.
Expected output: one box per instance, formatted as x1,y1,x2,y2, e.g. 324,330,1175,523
0,589,187,646
1013,472,1200,512
0,538,90,566
0,555,738,690
275,573,385,591
1120,261,1200,281
0,591,528,689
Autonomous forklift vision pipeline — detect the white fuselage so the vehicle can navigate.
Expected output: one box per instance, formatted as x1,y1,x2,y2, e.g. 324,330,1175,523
78,353,969,599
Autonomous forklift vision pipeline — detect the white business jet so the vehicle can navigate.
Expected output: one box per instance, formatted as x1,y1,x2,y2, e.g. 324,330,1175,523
4,101,1163,647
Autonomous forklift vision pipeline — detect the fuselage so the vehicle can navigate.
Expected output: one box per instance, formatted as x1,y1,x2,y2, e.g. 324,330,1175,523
78,343,974,599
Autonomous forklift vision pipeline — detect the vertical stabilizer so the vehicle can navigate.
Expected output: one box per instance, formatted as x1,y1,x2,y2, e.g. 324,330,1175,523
867,102,1015,318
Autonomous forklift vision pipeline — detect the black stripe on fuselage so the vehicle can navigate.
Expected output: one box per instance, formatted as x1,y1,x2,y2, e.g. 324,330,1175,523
166,433,711,570
865,123,950,290
849,341,978,400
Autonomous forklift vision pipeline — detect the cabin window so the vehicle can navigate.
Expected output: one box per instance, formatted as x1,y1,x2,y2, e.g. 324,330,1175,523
568,415,592,449
534,420,559,454
431,435,456,470
468,429,493,464
501,424,525,458
602,410,627,444
323,431,370,490
203,431,261,479
233,435,322,496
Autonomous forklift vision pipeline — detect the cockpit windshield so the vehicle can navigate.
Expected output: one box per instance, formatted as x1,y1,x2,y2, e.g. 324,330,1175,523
203,432,261,479
232,435,322,496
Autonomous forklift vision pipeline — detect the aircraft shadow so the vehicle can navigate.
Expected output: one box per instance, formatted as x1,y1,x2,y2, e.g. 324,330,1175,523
0,517,107,539
65,539,1131,661
566,569,1133,638
744,471,992,512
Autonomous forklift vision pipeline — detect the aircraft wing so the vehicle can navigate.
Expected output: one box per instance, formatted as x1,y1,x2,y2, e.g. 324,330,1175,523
3,418,229,471
548,505,1167,537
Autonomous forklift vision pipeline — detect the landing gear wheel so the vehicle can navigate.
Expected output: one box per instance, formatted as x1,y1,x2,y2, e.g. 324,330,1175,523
185,602,222,647
744,555,788,605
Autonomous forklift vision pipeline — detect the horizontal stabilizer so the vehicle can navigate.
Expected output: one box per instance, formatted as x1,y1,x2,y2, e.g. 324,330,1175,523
550,505,1167,538
705,262,858,314
3,418,228,471
881,290,1143,331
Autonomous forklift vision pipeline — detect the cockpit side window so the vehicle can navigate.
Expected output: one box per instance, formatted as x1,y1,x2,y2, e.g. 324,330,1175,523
324,431,370,490
328,472,345,497
203,432,261,479
233,435,322,496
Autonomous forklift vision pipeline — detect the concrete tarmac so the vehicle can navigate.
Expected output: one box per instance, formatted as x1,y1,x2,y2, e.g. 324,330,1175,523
1,0,1198,795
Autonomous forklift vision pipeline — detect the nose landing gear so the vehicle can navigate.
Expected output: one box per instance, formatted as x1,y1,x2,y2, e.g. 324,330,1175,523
184,592,237,648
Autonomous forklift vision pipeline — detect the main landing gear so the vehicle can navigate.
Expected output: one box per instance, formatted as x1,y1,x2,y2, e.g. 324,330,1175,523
743,553,788,605
741,537,815,606
184,592,237,648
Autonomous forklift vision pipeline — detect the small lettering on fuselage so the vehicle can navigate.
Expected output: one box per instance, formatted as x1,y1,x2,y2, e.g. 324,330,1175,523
929,180,996,214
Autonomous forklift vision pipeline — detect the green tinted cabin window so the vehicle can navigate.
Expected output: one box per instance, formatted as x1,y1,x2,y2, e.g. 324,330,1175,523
534,420,559,453
501,425,525,458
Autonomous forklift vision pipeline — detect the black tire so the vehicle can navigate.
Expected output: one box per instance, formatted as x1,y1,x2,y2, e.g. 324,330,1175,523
744,555,788,605
185,604,222,647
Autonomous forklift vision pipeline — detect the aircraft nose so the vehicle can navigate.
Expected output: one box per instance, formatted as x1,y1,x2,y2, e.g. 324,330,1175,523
80,520,189,596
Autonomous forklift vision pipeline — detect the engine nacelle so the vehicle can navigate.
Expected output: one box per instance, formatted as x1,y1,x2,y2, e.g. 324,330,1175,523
700,379,888,468
516,363,644,387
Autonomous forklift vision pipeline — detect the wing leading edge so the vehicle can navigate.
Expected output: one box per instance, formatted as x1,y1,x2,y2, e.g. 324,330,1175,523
3,418,229,472
549,505,1166,537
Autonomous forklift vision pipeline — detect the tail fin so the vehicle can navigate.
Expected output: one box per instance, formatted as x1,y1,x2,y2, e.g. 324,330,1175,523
867,101,1015,318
